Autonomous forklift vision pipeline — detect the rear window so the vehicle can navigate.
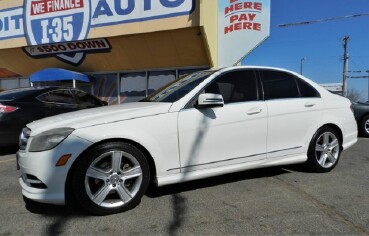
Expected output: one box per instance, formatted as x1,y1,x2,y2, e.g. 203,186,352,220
72,90,102,106
0,88,38,101
37,90,76,104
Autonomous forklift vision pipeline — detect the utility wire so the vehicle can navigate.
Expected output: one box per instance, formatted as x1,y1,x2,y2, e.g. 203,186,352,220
279,13,369,27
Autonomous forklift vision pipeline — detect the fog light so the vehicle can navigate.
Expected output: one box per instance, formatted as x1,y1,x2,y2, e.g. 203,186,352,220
56,154,72,166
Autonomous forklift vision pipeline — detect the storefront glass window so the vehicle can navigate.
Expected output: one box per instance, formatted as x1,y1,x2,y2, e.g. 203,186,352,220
1,79,19,89
179,68,205,78
120,72,147,103
143,70,216,103
92,74,118,105
148,71,176,95
34,81,74,88
20,78,30,88
77,81,94,94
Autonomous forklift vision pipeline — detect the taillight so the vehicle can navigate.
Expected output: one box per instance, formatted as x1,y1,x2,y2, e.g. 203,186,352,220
0,104,18,113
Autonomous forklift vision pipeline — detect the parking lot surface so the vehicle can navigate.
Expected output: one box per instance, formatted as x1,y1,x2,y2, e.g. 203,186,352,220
0,139,368,235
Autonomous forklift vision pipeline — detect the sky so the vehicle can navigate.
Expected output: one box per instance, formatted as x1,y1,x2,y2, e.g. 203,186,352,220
241,0,369,101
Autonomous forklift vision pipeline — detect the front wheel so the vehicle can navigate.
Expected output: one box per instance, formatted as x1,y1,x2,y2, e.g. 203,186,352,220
306,127,342,173
72,142,150,215
359,115,369,138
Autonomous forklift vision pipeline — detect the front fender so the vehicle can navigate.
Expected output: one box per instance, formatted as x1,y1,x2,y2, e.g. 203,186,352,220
73,112,180,177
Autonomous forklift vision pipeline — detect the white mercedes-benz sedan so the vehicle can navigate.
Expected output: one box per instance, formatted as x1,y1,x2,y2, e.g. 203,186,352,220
17,66,357,215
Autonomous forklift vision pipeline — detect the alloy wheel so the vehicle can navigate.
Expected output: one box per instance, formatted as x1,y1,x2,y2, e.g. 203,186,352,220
84,151,143,208
315,132,340,168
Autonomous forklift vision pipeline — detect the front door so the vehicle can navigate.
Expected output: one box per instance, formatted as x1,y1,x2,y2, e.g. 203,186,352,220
177,70,267,172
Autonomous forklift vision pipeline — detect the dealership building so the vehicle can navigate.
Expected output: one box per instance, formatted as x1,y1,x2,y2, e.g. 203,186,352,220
0,0,270,104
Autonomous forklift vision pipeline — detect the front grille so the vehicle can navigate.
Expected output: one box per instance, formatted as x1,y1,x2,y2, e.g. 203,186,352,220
19,127,31,150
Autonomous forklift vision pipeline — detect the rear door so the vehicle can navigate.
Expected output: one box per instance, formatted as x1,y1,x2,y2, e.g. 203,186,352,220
259,70,322,158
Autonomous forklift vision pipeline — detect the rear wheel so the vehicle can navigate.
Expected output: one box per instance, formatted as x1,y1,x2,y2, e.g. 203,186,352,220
72,142,150,215
359,115,369,138
306,127,342,172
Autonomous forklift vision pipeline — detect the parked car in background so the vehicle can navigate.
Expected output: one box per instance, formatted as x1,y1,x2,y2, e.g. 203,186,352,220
351,101,369,137
0,87,106,146
17,66,357,215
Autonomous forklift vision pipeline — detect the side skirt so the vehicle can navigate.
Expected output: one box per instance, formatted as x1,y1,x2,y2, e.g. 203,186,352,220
156,154,307,187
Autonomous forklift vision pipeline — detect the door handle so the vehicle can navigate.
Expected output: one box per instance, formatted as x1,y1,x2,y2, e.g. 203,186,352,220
304,102,316,107
247,107,263,115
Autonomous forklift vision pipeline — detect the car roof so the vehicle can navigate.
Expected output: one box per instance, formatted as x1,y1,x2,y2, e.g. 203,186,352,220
219,65,297,73
215,65,330,96
0,86,75,101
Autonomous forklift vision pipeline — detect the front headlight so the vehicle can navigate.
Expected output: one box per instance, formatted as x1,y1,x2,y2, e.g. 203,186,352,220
29,128,75,152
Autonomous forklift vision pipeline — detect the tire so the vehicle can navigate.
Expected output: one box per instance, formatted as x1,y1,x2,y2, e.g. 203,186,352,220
359,115,369,138
72,142,150,215
306,127,342,173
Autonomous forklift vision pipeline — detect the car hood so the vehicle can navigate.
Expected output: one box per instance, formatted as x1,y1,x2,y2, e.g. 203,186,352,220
27,102,172,135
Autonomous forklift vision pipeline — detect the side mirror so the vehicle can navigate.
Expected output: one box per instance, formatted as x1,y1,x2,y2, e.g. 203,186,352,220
195,93,224,109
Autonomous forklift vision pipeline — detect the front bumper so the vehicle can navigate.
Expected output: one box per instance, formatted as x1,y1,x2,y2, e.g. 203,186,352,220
18,134,92,205
0,132,19,146
0,117,23,145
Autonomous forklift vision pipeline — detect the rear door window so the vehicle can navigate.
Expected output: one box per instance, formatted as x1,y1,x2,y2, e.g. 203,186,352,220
259,70,299,100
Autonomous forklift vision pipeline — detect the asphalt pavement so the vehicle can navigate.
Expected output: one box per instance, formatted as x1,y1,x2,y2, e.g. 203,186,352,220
0,139,368,235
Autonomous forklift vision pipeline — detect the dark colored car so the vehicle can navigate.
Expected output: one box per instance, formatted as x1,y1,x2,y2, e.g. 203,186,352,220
0,87,106,146
352,101,369,137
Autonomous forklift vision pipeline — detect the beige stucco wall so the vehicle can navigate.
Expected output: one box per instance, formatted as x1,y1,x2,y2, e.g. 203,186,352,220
200,0,218,68
0,0,201,50
0,0,26,48
0,0,219,76
0,27,210,75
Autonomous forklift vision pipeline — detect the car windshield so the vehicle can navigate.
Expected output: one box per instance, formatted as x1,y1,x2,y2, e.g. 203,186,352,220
0,88,38,101
141,70,216,103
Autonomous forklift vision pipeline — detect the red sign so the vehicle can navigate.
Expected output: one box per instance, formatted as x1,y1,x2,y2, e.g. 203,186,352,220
31,0,84,15
223,1,263,35
218,0,270,67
